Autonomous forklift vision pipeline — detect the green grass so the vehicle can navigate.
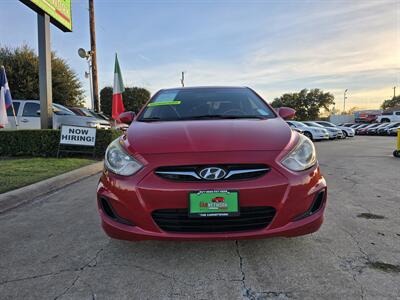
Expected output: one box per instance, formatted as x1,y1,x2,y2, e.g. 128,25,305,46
0,158,95,194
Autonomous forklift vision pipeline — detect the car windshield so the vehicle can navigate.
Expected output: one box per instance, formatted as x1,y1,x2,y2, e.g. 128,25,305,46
91,111,110,121
79,108,96,117
138,87,275,122
290,121,308,128
317,122,335,127
304,121,324,128
53,103,75,116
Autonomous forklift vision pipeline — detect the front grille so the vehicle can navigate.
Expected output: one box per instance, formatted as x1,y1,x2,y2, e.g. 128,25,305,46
155,164,270,182
152,206,276,233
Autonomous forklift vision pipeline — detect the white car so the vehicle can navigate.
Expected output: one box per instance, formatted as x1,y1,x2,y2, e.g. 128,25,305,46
377,110,400,123
303,121,343,139
2,100,111,130
314,121,355,138
286,120,329,141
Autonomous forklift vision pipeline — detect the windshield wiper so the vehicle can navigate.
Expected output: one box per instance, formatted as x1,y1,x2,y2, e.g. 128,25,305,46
181,115,267,120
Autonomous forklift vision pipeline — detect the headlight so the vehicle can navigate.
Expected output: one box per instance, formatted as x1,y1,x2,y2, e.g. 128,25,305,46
281,134,317,171
105,138,143,176
87,121,99,128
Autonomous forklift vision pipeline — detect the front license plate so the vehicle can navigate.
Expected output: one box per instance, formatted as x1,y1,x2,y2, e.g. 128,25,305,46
189,190,239,217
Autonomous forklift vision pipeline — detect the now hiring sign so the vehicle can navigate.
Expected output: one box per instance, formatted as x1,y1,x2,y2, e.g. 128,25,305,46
60,125,97,146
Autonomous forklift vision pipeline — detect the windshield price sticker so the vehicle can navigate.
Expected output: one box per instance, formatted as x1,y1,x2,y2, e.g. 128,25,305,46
147,101,181,107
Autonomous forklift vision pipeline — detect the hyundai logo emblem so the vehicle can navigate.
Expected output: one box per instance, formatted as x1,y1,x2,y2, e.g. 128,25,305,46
199,167,226,180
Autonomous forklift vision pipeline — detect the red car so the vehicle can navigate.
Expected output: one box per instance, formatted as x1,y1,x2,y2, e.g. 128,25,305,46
97,87,327,240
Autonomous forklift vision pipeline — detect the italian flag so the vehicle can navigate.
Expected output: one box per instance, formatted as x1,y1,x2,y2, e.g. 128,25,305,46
112,54,125,120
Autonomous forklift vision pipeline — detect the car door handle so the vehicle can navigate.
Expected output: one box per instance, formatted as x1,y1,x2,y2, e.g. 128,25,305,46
20,119,29,123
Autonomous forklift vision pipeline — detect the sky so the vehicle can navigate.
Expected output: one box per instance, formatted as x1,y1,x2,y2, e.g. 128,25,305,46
0,0,399,110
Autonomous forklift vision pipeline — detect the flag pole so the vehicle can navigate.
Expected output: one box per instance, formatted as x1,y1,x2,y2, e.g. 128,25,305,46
11,102,18,129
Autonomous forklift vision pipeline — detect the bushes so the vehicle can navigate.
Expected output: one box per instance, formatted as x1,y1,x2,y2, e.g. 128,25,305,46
0,129,121,158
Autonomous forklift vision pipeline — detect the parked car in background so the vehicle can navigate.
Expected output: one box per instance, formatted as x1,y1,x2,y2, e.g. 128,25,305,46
2,100,111,130
355,113,379,123
302,121,343,139
69,106,130,131
357,123,381,135
291,127,303,134
314,121,355,138
68,106,111,129
69,107,110,121
366,123,391,135
388,124,400,136
339,123,355,127
353,124,368,134
351,123,367,129
286,120,329,141
377,110,400,123
378,122,400,135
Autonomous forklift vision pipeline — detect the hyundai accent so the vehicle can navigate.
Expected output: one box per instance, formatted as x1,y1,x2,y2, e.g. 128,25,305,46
97,87,327,240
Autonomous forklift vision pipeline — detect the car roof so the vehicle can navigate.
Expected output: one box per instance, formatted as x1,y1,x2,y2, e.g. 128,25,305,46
158,86,249,92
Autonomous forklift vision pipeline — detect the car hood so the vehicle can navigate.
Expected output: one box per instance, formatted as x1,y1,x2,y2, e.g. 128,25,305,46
124,118,292,154
338,126,353,131
306,126,327,132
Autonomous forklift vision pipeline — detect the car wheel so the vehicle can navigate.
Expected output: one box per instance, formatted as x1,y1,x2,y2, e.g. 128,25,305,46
381,118,390,123
393,150,400,158
342,130,348,138
304,131,313,140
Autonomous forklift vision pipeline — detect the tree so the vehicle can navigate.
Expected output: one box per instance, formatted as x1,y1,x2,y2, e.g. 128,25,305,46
0,45,84,106
271,88,335,120
381,96,400,110
100,86,151,117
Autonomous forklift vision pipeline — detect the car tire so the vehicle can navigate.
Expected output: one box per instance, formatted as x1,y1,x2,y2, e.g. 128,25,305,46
381,118,390,123
393,150,400,158
342,130,348,138
304,131,313,140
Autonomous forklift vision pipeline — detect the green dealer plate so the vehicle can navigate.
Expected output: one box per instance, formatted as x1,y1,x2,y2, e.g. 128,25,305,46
189,190,239,217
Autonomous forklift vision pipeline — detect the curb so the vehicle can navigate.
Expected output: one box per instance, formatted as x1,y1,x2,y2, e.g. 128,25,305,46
0,161,104,214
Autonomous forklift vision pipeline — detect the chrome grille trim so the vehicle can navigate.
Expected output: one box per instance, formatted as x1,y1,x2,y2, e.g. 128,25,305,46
155,171,201,179
224,168,270,179
155,166,270,181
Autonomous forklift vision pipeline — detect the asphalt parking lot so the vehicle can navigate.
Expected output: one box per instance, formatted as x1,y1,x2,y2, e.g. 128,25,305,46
0,136,399,300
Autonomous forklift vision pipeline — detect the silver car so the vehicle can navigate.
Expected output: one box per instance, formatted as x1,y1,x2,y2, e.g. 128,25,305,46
314,121,355,138
3,100,110,130
302,121,343,139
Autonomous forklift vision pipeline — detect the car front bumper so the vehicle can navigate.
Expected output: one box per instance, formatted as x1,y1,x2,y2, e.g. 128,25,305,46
97,151,327,241
314,132,329,140
328,131,338,139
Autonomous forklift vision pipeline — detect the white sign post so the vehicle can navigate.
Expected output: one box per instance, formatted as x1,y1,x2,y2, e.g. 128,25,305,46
58,125,97,157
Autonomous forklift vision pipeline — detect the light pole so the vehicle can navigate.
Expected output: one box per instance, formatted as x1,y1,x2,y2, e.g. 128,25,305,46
78,48,94,109
343,89,348,113
181,71,185,87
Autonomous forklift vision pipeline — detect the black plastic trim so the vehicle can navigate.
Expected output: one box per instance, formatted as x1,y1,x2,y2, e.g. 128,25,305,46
292,189,326,221
98,196,134,226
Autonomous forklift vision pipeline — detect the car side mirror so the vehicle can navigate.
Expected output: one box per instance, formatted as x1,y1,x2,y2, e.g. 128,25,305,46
277,107,296,120
118,111,135,124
